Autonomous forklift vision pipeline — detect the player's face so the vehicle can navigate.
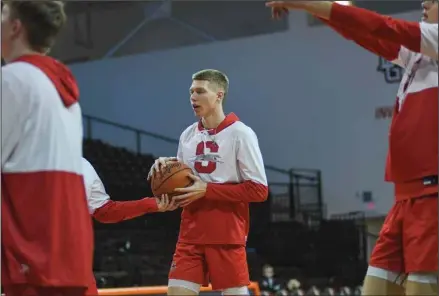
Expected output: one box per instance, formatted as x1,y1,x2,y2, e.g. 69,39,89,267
189,80,222,118
1,4,23,60
422,0,438,23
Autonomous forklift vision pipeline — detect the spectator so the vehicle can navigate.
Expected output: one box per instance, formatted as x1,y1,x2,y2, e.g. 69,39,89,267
353,285,362,295
321,287,335,296
281,279,303,296
337,286,352,296
306,286,320,296
260,264,282,296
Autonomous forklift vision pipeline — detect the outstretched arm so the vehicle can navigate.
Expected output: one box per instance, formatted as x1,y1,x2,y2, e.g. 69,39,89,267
305,2,438,60
317,17,405,67
82,158,175,223
92,198,159,223
85,165,160,223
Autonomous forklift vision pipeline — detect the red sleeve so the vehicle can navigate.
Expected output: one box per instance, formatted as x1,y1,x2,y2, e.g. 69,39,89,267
92,198,159,223
204,180,268,203
330,3,421,53
318,17,400,62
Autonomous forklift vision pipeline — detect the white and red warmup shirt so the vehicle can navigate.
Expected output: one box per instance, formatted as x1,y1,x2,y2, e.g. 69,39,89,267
82,157,159,222
1,55,93,287
323,3,438,199
177,113,269,245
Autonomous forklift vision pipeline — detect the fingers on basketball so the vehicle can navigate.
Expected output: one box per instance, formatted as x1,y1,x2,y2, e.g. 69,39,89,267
150,161,194,197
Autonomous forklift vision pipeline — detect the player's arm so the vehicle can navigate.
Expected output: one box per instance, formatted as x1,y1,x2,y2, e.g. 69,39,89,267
86,165,161,223
92,197,160,223
1,65,26,167
90,178,160,223
317,17,406,67
204,129,269,203
308,2,438,60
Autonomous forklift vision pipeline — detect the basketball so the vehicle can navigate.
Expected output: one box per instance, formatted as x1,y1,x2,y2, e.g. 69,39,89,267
150,161,194,196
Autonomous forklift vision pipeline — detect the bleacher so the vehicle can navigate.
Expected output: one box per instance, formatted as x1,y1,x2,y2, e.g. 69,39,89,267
84,139,154,193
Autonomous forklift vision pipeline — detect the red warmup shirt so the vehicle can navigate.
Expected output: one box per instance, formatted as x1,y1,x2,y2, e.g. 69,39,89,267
177,113,269,245
1,55,93,287
322,4,438,199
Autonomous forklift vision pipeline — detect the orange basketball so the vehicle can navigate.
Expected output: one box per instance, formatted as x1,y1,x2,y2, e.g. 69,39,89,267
150,161,194,196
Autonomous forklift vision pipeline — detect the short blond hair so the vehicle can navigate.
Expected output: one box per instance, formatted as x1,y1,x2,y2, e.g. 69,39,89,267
192,69,229,101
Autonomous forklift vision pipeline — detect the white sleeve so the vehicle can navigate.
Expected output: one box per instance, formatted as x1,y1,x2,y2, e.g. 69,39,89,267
236,127,267,186
392,46,412,68
177,138,183,162
420,22,438,60
88,176,110,214
1,66,26,168
391,23,437,67
177,127,190,162
82,158,110,214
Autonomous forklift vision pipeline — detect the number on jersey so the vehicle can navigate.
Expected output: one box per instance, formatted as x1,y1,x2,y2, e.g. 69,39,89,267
194,141,219,174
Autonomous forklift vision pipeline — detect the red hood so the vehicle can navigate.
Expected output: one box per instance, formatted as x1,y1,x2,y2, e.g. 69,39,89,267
198,113,239,134
12,55,79,107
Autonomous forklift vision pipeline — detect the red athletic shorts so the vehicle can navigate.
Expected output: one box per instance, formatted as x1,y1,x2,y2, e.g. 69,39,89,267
3,285,87,296
85,274,98,296
369,194,438,274
168,242,250,290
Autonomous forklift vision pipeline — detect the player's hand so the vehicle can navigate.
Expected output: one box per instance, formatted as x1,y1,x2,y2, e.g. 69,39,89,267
155,194,179,212
266,1,318,19
147,156,178,181
267,1,290,19
266,1,332,20
173,174,207,207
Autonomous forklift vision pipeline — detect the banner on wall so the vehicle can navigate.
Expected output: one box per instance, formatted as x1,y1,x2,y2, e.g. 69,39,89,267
375,105,394,120
376,56,403,84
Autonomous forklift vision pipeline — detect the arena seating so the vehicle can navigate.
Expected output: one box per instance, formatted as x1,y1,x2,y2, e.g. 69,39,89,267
84,139,154,193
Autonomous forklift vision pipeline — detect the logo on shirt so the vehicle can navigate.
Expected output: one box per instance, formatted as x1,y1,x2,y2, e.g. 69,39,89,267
190,153,223,164
170,261,177,271
20,264,29,274
377,57,403,83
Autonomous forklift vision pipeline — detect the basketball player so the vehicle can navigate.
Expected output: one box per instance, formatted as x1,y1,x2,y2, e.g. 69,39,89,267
82,157,178,295
148,69,269,295
1,1,93,296
267,1,438,295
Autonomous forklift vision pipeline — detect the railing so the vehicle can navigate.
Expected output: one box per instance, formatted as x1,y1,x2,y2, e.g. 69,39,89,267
98,282,261,295
83,114,178,153
82,114,324,220
1,283,261,296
